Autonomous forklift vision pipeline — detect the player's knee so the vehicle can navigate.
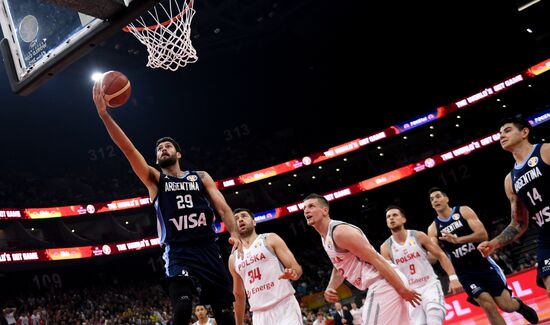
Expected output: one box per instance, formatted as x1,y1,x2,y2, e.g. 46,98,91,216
168,279,195,304
425,305,445,325
172,297,192,325
173,295,192,310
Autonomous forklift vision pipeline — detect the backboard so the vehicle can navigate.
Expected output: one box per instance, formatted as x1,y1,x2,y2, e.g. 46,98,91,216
0,0,159,95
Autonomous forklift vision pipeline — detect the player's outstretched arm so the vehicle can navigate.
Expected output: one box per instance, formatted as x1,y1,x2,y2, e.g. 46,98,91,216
439,206,488,245
198,171,241,252
228,254,246,325
416,231,463,294
333,225,421,307
92,81,158,194
478,174,529,257
266,233,303,281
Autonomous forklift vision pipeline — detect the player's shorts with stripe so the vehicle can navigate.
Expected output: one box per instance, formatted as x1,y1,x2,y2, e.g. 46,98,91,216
536,243,550,289
457,261,508,305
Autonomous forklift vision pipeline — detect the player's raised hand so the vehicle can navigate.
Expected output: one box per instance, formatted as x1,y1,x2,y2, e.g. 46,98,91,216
92,81,107,114
228,234,243,257
477,241,496,258
324,287,339,303
398,288,422,308
278,268,299,281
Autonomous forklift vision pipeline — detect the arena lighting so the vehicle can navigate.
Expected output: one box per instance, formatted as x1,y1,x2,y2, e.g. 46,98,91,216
518,0,541,11
1,109,548,224
213,58,550,190
91,72,103,82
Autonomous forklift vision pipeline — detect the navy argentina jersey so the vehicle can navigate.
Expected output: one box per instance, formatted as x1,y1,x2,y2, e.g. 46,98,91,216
511,143,550,288
435,206,492,272
511,144,550,244
154,170,234,307
154,171,217,245
435,206,508,304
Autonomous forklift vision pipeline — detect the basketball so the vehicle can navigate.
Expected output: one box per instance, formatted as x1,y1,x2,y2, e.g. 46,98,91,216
100,71,131,108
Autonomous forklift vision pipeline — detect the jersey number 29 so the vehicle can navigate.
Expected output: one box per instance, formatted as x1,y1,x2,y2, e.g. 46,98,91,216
176,194,194,209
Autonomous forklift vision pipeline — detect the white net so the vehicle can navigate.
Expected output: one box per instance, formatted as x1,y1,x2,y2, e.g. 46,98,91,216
125,0,197,71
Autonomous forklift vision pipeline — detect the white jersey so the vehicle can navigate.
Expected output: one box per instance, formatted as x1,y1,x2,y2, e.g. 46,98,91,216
5,312,16,325
385,230,438,289
322,220,387,290
193,318,215,325
234,233,295,311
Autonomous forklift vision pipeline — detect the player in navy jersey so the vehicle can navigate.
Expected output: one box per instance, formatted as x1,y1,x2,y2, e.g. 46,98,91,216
479,116,550,297
427,187,538,325
93,83,240,325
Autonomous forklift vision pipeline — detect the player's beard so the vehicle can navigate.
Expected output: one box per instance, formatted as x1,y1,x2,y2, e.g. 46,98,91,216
158,154,178,168
239,225,254,238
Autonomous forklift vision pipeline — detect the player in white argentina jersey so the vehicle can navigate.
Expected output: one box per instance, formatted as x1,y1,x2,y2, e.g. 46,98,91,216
381,205,463,325
228,208,303,325
303,194,421,325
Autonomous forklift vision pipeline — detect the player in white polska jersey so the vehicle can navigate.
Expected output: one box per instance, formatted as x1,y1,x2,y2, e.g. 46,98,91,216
381,205,463,325
228,208,303,325
303,194,422,325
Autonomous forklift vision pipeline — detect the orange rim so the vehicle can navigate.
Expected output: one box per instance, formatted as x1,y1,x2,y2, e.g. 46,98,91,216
123,0,194,32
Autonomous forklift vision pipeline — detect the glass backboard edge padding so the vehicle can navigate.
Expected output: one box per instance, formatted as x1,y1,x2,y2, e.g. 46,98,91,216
0,0,24,78
0,37,20,91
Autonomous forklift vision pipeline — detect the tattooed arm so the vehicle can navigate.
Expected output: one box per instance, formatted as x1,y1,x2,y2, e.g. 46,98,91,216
478,173,529,257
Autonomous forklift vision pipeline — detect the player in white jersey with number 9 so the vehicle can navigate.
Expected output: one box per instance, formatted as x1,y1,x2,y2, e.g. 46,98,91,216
228,208,303,325
381,205,463,325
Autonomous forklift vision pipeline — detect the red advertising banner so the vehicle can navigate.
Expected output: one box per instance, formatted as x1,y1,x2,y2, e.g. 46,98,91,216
22,196,152,219
0,237,160,264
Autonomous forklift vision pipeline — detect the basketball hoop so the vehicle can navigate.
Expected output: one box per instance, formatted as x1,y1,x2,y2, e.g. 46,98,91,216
123,0,197,71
